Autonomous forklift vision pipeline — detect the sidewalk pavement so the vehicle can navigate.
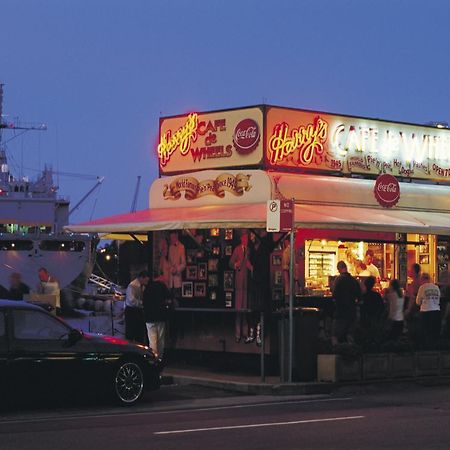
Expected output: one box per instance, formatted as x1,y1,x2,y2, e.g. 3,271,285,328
162,364,450,396
162,365,333,395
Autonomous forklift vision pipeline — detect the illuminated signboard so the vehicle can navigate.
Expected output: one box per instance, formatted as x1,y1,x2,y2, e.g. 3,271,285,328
265,107,450,181
158,107,264,174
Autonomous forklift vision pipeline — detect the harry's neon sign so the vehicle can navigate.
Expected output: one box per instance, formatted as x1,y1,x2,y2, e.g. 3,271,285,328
268,116,328,165
158,113,199,167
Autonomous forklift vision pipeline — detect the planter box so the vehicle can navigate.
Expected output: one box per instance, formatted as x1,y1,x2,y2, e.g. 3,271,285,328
362,353,390,380
415,351,440,376
439,351,450,375
389,353,415,378
317,354,361,382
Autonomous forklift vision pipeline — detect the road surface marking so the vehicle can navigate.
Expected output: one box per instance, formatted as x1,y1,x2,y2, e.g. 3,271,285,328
0,397,353,425
155,415,365,435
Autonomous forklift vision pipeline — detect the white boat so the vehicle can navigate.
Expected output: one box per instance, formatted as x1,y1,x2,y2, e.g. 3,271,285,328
0,84,96,299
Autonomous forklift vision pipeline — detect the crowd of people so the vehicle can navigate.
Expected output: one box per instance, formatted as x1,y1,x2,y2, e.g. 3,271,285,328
331,261,450,349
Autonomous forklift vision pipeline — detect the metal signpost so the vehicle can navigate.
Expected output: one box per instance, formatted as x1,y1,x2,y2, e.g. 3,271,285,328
267,199,295,383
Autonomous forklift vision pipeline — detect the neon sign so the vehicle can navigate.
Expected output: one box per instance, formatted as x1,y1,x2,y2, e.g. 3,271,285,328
268,116,328,165
158,113,199,167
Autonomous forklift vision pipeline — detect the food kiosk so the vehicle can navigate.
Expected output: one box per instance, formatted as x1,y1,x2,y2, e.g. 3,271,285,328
67,105,450,371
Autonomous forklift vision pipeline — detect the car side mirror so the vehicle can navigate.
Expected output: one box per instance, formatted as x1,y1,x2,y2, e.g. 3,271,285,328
67,328,82,346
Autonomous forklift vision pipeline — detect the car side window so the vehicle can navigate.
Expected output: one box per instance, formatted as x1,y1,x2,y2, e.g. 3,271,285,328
13,310,70,340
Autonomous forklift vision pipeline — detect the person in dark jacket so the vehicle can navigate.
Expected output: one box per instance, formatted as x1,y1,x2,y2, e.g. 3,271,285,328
8,272,30,300
143,274,171,358
360,276,384,328
247,230,275,345
332,260,361,345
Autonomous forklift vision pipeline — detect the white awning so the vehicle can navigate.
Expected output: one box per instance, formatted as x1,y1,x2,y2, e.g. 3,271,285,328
65,202,450,235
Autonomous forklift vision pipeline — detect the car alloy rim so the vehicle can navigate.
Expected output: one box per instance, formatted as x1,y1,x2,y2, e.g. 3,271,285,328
115,362,144,403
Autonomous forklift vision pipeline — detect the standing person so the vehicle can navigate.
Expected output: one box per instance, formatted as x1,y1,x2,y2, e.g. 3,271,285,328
331,261,361,345
360,276,384,328
365,250,380,280
143,274,171,359
416,273,441,346
125,270,150,344
385,279,405,340
36,267,60,308
230,232,253,342
406,263,421,344
247,230,273,345
8,273,30,300
158,237,171,284
406,263,421,315
167,231,186,302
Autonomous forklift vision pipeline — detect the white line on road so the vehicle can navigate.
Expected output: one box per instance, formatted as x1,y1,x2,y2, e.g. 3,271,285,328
0,397,353,425
155,415,365,435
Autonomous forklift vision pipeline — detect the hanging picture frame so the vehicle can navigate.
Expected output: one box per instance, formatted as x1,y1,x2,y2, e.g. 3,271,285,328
194,282,206,297
198,262,207,280
186,265,198,280
208,274,219,287
208,259,219,272
181,282,193,298
224,271,234,291
224,229,233,240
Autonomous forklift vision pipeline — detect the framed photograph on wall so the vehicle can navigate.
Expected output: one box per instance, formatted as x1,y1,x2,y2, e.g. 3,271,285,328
419,254,429,265
208,259,219,272
225,245,233,256
225,292,233,307
274,270,283,286
212,246,221,256
272,254,282,266
224,229,233,240
210,228,220,237
186,249,197,264
208,274,219,287
209,290,217,301
198,263,207,280
194,282,206,297
181,282,193,298
224,271,234,291
186,265,197,280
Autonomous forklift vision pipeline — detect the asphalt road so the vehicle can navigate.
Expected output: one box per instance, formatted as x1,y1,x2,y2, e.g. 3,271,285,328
1,383,450,449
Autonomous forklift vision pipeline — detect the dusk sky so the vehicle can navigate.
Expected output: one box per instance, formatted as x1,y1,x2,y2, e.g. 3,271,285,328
1,0,450,223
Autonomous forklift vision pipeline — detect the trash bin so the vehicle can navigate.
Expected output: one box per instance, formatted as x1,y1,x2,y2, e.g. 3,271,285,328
277,307,320,382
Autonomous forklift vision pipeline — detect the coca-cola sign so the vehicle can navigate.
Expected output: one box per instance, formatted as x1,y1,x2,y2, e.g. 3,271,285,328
374,174,400,208
233,118,260,155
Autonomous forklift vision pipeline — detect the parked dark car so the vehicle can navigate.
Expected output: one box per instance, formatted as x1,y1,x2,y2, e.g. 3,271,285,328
0,299,162,405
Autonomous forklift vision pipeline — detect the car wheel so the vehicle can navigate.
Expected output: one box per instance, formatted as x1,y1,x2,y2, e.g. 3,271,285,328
113,361,144,405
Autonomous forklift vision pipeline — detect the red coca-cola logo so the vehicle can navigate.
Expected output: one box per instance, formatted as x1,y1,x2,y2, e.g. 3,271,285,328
233,118,260,155
374,174,400,208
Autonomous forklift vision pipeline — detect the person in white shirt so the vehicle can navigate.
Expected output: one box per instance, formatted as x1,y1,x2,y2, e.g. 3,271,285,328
385,279,405,340
125,270,150,344
365,250,380,280
416,273,441,345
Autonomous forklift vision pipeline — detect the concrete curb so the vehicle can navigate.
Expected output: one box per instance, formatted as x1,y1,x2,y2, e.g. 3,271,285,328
163,373,450,396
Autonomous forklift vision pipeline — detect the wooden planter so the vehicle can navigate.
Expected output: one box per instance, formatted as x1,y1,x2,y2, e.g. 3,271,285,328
317,354,361,382
362,353,390,380
415,351,440,376
389,353,415,378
